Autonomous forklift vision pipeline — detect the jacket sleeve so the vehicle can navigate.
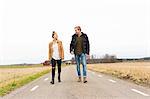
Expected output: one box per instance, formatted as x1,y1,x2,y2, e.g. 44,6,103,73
85,34,90,55
61,41,64,60
48,42,52,60
70,36,74,53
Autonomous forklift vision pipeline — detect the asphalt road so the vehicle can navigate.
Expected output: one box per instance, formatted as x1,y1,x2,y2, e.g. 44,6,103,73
2,65,150,99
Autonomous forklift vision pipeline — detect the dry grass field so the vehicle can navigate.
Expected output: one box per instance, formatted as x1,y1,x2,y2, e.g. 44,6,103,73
0,66,50,87
87,62,150,87
0,65,51,96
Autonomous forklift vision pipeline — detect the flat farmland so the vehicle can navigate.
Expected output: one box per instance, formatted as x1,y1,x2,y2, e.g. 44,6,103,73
87,62,150,87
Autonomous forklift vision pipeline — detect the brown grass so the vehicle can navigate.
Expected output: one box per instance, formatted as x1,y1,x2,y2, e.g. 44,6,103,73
87,62,150,87
0,66,51,88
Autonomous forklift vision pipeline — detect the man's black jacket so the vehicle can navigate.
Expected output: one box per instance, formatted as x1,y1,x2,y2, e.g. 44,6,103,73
70,32,90,55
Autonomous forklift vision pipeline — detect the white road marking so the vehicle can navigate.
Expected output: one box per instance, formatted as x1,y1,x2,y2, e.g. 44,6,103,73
108,79,116,83
44,78,49,81
98,75,102,77
131,89,149,96
30,85,39,91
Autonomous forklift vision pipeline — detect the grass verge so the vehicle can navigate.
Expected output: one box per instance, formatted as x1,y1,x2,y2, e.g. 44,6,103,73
0,69,50,96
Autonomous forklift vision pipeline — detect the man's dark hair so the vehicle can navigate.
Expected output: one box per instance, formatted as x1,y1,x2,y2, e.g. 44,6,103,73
74,26,81,31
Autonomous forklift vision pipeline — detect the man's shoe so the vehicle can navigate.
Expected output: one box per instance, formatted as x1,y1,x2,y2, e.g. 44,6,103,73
77,77,81,82
83,77,87,83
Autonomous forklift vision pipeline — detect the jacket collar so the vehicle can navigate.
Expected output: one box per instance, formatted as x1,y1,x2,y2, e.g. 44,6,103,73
74,32,84,37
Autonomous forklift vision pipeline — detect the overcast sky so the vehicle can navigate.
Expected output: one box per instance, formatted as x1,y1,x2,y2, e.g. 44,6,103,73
0,0,150,65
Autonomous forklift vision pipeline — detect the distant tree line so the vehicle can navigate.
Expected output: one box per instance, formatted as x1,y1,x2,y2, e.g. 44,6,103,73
87,54,117,64
42,55,150,66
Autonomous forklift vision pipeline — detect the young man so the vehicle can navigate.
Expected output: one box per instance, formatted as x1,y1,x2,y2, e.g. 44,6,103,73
48,31,64,84
70,26,90,83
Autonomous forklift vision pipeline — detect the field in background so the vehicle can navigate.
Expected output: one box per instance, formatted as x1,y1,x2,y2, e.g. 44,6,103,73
0,64,43,68
87,62,150,88
0,64,51,96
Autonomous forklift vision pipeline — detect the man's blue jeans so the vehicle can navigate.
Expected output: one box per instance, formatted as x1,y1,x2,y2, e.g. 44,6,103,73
75,53,87,77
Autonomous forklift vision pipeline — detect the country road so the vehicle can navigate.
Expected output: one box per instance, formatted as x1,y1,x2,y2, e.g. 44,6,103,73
2,65,150,99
